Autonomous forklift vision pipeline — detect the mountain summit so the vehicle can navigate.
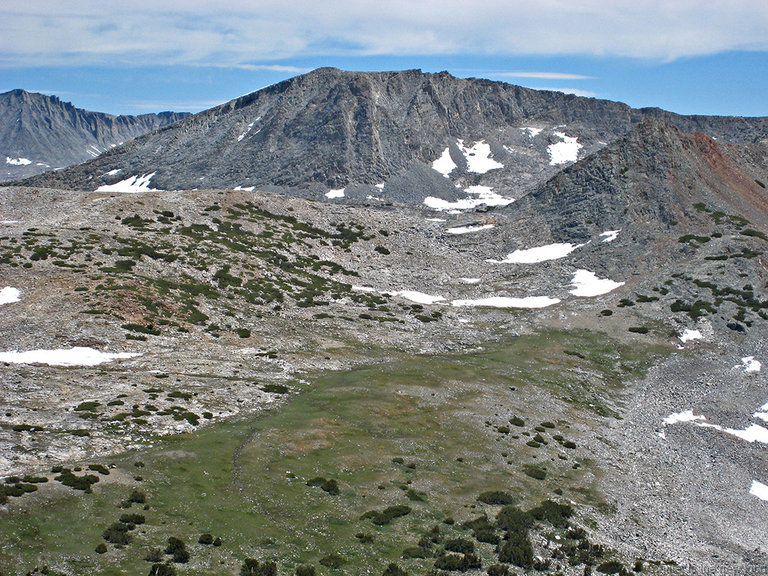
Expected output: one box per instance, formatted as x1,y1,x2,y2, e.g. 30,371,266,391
19,68,768,203
0,89,189,182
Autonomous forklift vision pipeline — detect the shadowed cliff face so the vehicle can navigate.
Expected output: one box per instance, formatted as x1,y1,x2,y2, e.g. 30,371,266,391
0,89,189,182
509,120,768,244
17,68,768,204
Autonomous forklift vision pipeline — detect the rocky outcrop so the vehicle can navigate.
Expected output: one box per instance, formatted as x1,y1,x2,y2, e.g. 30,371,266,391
18,68,768,202
0,89,189,182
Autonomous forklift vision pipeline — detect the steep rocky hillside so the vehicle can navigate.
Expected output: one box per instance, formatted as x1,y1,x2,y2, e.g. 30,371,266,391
18,68,768,205
0,89,189,182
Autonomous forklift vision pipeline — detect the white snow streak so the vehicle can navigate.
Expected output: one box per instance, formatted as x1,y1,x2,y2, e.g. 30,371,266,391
750,480,768,501
233,185,256,192
0,287,21,305
0,347,141,367
446,224,495,235
742,356,762,373
451,296,560,309
548,132,582,165
389,290,445,305
569,269,624,297
521,127,543,138
325,188,345,199
432,147,457,177
458,139,504,173
489,242,581,264
96,172,160,193
679,329,703,343
600,230,620,243
459,278,481,284
424,185,514,211
6,157,32,165
663,409,706,425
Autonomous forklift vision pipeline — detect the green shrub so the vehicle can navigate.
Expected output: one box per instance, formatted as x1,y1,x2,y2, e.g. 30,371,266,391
352,530,373,543
477,491,516,505
496,506,533,534
487,565,510,576
296,565,316,576
509,416,525,426
497,531,533,568
597,560,627,574
241,559,277,576
148,563,177,576
261,384,289,394
89,464,110,475
434,553,481,572
361,505,412,525
198,533,214,545
103,522,132,545
529,500,573,527
383,564,408,576
95,543,107,554
627,326,649,334
119,513,145,525
522,464,546,480
319,553,345,569
444,538,475,555
401,546,429,559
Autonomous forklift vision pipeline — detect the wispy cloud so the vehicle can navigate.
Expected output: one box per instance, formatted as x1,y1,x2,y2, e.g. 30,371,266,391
491,72,596,80
528,87,598,98
2,2,768,68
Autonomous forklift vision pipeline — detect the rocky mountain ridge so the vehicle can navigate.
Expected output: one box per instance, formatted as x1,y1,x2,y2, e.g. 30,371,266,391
18,68,768,206
0,89,189,182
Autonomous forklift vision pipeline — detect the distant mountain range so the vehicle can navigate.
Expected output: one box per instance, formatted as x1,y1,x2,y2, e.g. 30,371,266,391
0,89,189,182
17,68,768,207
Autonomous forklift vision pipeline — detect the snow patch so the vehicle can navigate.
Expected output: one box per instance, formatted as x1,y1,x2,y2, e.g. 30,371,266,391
325,188,345,199
548,132,582,165
569,269,624,297
432,147,457,177
389,290,445,305
489,242,581,264
352,286,445,305
424,185,514,211
750,480,768,501
96,172,160,193
521,127,543,138
0,347,141,367
0,286,21,305
446,224,495,235
375,183,385,190
679,329,703,343
451,296,560,309
742,356,762,373
663,409,706,425
459,278,481,284
458,139,504,173
6,156,32,165
105,169,122,176
600,230,620,243
233,185,256,192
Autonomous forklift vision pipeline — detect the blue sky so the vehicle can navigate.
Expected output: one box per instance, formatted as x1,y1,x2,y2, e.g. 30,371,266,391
2,2,767,117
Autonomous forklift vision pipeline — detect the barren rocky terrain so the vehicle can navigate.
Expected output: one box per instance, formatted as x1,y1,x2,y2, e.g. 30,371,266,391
2,69,768,576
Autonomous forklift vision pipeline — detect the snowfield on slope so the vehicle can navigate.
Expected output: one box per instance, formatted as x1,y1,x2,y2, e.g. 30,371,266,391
0,347,141,366
569,270,624,297
96,172,161,193
488,242,582,264
0,286,21,305
548,132,582,165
